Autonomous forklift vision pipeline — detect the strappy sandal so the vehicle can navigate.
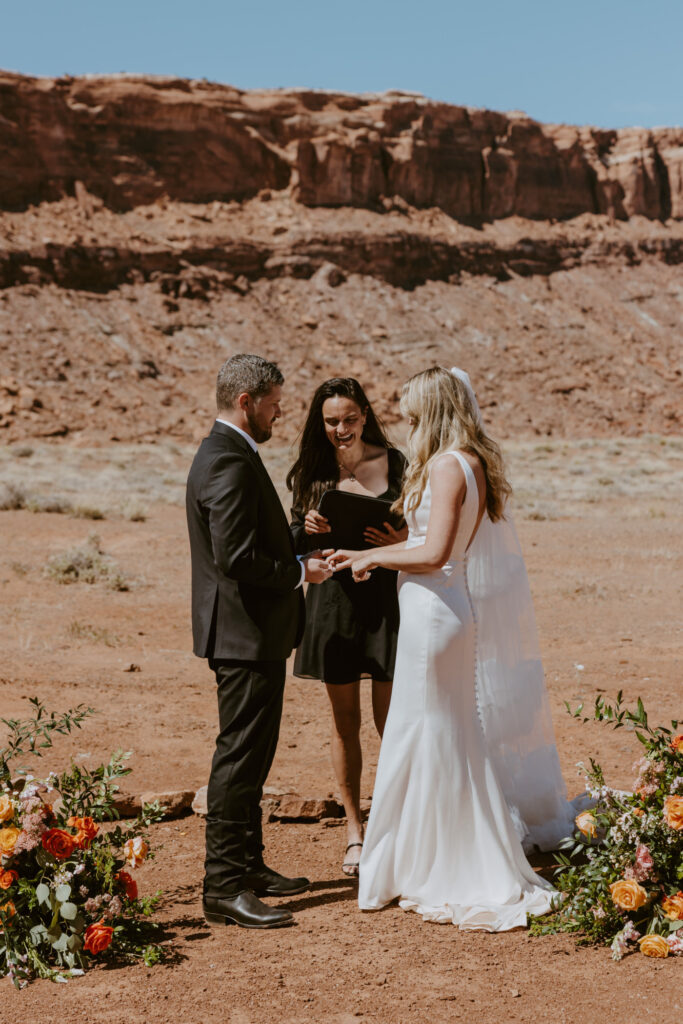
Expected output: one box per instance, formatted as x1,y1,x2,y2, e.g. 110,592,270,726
342,842,363,878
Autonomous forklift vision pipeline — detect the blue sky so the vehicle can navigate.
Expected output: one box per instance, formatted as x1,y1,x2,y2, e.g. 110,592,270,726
2,0,681,128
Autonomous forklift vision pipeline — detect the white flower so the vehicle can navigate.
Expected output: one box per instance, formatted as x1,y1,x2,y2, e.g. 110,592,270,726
574,663,585,671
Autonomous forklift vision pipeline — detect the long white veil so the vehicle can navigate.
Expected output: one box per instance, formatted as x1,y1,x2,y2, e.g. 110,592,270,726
452,367,588,851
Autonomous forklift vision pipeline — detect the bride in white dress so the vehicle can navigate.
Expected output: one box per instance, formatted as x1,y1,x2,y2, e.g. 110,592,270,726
329,366,575,931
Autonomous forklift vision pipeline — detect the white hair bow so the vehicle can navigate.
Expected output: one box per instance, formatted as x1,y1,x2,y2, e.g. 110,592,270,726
450,366,483,425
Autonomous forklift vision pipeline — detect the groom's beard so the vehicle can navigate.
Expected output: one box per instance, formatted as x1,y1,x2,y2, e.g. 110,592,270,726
246,411,273,444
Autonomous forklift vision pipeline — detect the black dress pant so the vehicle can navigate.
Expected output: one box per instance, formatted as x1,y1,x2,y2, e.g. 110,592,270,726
204,658,286,898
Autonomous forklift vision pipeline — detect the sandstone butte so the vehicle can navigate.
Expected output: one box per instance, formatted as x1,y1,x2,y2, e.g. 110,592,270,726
0,71,681,219
0,71,681,444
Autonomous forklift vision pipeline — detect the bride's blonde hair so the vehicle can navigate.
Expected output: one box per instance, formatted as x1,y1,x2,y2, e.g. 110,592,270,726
393,366,511,522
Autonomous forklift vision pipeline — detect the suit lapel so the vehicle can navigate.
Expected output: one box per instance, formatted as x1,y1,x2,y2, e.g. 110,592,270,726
209,422,294,551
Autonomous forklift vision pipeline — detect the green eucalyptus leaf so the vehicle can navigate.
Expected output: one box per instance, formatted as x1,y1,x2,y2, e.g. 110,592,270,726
29,924,47,945
35,882,50,905
51,931,68,951
60,901,78,921
55,884,71,902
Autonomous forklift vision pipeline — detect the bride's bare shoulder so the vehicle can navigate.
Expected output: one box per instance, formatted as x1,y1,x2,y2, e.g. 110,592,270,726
430,452,467,488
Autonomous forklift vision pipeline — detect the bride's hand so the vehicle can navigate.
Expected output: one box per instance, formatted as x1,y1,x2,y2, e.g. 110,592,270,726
363,521,408,546
328,549,377,581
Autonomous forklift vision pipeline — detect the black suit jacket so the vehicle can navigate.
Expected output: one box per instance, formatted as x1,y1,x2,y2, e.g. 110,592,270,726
186,421,305,661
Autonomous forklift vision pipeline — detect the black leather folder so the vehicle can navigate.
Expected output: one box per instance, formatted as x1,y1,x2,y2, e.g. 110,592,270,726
317,489,396,550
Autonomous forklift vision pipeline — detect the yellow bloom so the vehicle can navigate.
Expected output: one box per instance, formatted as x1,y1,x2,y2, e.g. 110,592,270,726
661,891,683,920
639,935,669,958
609,879,647,911
0,794,13,824
664,796,683,831
670,733,683,755
0,827,20,857
575,811,597,838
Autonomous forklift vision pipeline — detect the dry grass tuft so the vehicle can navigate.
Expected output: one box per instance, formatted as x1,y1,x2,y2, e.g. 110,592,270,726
44,533,130,591
67,620,121,646
120,500,148,523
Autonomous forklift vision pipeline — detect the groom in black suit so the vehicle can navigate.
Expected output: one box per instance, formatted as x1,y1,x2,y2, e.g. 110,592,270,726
186,353,331,928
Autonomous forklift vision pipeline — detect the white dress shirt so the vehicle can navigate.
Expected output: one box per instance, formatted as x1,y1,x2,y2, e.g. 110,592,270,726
215,419,305,587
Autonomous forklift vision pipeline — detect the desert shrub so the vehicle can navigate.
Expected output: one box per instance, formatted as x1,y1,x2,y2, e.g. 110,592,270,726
24,495,74,515
0,482,27,510
44,534,129,591
72,505,106,521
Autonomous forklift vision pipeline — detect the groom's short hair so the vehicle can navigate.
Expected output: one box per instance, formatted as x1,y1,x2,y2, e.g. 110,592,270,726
216,354,284,410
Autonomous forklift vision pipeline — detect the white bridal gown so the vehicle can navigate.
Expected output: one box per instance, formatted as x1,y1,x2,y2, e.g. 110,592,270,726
358,450,556,930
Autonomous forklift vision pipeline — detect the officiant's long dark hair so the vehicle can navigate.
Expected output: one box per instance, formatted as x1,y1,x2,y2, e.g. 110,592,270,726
287,378,395,512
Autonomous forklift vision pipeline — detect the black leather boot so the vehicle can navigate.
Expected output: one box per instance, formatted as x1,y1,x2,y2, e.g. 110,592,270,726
243,865,311,897
203,891,294,929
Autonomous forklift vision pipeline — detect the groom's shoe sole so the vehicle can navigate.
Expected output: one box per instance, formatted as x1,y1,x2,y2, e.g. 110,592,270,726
203,909,294,929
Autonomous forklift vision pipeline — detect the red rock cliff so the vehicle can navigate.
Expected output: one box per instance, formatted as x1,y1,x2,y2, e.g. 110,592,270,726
1,72,681,220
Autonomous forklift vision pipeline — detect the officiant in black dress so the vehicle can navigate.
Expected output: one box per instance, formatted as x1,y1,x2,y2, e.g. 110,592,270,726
287,378,407,877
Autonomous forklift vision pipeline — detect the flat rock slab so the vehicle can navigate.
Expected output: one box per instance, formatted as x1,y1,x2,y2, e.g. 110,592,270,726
112,789,195,820
191,785,345,822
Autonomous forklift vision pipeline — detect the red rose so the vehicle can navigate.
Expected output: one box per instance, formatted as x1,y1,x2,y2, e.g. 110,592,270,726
42,828,77,860
83,920,114,955
116,869,138,901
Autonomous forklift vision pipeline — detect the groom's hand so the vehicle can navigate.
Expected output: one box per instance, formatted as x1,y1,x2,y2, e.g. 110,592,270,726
303,556,333,584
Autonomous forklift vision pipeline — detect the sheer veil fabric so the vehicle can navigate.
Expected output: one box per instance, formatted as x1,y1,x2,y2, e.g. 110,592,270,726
451,367,588,851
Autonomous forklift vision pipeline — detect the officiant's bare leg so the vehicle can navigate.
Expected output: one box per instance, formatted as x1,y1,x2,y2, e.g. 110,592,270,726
326,682,364,874
371,679,392,737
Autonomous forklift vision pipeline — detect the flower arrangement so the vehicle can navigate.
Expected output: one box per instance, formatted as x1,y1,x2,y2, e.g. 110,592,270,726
0,698,166,987
531,692,683,960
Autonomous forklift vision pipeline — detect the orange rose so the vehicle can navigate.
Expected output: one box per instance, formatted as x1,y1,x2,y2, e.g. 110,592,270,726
42,828,77,860
639,935,669,958
0,794,13,824
123,836,149,868
609,879,648,911
576,811,597,839
664,795,683,831
68,816,99,841
0,901,16,931
116,869,138,901
0,869,18,890
632,807,645,817
670,734,683,754
83,920,114,955
0,827,21,857
661,891,683,920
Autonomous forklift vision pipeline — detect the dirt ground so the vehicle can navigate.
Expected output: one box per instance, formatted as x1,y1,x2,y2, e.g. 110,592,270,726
1,437,682,1023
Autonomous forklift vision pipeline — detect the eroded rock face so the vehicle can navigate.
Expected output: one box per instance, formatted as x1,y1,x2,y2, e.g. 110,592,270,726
1,72,681,221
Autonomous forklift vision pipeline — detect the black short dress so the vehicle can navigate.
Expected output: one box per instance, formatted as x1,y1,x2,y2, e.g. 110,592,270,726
290,447,407,685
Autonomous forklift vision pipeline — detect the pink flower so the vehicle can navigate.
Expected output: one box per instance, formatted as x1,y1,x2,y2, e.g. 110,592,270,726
633,844,654,882
667,933,683,954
